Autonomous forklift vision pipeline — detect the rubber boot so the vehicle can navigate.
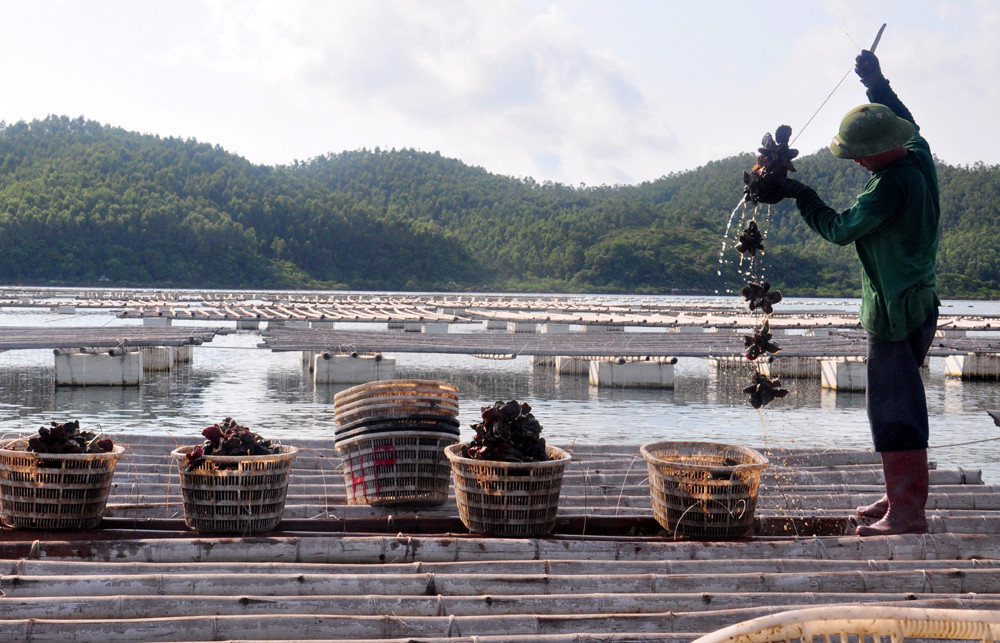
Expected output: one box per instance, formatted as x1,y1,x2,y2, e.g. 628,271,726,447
856,494,888,519
856,449,929,536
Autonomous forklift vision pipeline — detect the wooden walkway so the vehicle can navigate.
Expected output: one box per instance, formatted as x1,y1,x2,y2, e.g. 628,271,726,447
2,434,999,642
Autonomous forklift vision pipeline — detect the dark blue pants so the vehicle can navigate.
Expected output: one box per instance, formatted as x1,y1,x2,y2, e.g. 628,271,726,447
866,310,938,452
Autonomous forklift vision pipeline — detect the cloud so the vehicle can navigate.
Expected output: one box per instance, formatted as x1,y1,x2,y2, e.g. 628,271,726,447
5,0,995,185
162,0,675,183
885,3,1000,166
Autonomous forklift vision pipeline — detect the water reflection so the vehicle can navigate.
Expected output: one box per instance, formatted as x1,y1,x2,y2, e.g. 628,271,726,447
819,387,866,411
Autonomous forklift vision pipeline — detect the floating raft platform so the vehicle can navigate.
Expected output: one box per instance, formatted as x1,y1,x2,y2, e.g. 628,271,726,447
0,326,226,352
4,287,1000,332
260,326,1000,359
118,302,1000,333
2,434,999,641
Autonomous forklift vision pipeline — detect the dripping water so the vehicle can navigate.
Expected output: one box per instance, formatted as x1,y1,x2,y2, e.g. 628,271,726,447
719,198,775,293
716,196,748,294
719,191,789,471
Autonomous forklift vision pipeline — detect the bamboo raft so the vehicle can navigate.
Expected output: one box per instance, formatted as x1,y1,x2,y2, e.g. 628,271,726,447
2,434,999,642
117,303,1000,333
0,323,996,362
4,287,1000,332
261,326,1000,358
0,327,226,352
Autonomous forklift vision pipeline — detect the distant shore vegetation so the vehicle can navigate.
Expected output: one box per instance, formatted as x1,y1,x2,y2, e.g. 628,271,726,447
1,115,997,299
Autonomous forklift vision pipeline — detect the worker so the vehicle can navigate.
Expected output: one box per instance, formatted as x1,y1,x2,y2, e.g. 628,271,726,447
757,49,940,536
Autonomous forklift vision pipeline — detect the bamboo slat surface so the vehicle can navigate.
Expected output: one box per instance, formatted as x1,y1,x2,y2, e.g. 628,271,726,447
2,434,999,642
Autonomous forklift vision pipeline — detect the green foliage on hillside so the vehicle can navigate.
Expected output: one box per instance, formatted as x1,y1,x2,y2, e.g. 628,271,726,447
1,115,997,298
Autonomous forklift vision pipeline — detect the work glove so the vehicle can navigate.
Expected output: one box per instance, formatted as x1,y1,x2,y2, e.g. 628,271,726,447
855,49,885,88
782,178,807,199
751,174,785,204
752,176,808,205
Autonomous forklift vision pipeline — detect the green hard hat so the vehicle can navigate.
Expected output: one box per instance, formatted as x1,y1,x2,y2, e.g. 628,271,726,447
829,103,914,159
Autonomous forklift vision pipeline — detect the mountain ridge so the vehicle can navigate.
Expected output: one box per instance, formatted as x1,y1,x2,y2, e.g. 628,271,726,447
1,115,996,298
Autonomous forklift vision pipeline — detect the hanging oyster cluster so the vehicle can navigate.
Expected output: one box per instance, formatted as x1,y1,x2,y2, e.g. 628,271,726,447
744,319,780,361
742,281,783,315
734,125,792,409
743,371,789,410
735,220,764,255
741,124,799,207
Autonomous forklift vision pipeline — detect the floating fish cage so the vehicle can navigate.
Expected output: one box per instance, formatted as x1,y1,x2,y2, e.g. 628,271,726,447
640,440,768,540
445,444,571,537
171,445,298,534
0,438,124,530
334,379,460,506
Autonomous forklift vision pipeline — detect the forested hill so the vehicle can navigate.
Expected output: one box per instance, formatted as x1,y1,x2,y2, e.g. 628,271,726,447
1,115,997,297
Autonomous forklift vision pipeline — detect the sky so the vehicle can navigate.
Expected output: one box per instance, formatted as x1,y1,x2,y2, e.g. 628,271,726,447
2,0,997,186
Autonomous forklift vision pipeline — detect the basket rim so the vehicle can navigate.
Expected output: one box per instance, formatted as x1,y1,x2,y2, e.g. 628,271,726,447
0,438,125,460
640,440,768,472
171,444,299,462
335,399,458,424
335,387,459,404
444,442,571,468
334,379,458,404
334,423,461,444
335,413,460,434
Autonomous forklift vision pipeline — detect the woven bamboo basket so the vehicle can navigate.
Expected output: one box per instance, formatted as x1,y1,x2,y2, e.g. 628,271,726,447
171,445,298,534
334,379,459,427
445,444,571,537
0,438,124,530
336,431,458,505
640,440,768,540
690,605,1000,643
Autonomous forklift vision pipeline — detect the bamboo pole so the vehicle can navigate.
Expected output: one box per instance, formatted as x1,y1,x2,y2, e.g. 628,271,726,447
1,601,997,642
102,479,997,503
4,568,999,598
0,591,984,620
99,466,985,487
101,490,968,511
3,533,1000,564
96,495,1000,523
9,556,1000,579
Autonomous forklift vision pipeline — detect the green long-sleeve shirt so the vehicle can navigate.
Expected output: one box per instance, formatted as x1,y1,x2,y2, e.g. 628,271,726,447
790,84,940,341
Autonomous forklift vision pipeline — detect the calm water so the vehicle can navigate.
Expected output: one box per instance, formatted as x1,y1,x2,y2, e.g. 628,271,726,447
2,295,999,484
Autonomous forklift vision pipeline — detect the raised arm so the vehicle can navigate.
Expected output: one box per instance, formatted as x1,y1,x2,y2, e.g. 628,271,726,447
855,50,916,126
